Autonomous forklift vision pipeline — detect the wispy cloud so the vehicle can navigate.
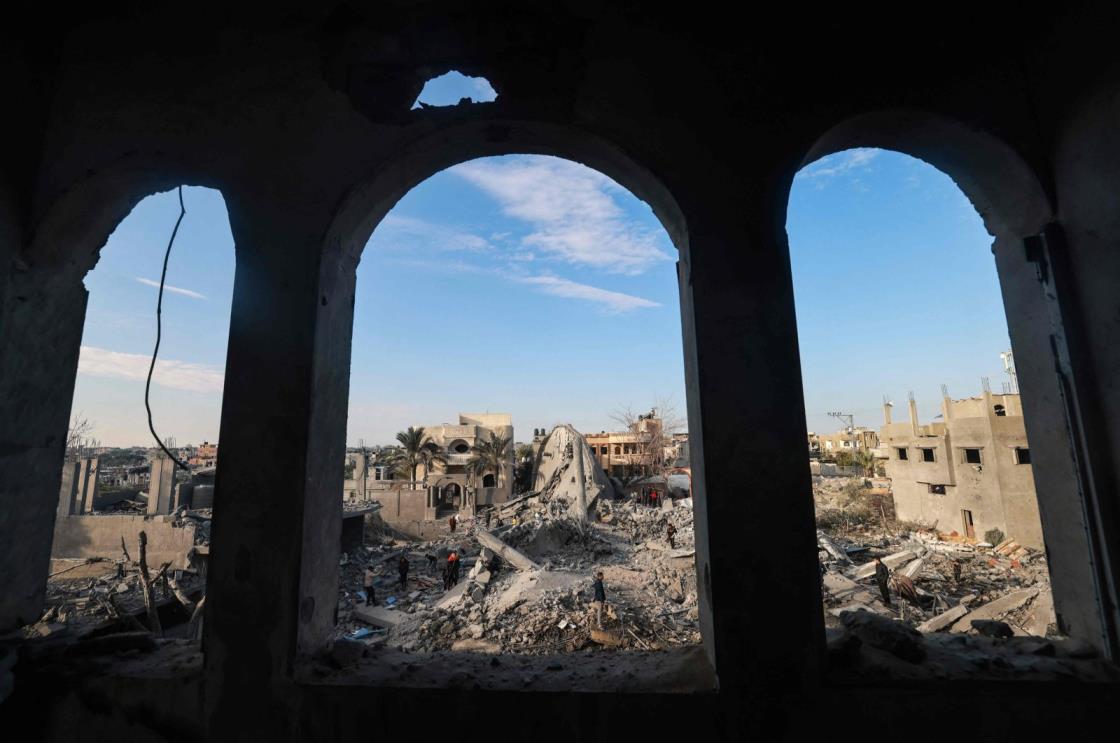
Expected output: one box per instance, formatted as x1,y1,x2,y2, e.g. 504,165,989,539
135,277,206,300
450,156,672,275
77,345,224,394
512,274,660,313
797,148,879,183
371,215,492,254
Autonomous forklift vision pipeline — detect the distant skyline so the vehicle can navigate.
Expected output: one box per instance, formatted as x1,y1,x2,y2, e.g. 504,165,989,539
67,75,1014,448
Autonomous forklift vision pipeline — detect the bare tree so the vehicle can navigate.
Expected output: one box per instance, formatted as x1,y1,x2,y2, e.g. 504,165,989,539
66,413,96,458
609,396,686,479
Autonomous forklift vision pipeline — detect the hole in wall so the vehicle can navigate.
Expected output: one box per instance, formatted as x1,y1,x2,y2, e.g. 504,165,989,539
411,71,498,110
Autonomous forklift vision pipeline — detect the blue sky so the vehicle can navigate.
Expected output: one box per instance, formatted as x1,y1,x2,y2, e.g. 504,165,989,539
68,74,1014,447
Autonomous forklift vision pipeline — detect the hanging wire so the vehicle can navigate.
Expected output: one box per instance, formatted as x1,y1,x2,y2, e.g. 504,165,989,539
144,186,190,469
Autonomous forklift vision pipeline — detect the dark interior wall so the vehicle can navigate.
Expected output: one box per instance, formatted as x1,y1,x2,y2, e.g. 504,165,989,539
3,2,1120,739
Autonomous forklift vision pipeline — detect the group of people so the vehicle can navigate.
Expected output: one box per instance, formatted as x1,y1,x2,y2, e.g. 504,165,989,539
636,487,661,507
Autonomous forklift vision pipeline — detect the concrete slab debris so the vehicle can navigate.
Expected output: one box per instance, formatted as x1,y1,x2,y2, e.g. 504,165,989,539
949,586,1041,633
851,550,917,580
475,529,540,572
916,605,969,633
353,605,404,629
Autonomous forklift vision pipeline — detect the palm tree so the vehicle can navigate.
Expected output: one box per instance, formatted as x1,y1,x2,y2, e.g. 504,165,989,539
855,449,876,478
390,426,438,488
417,442,448,485
468,432,512,490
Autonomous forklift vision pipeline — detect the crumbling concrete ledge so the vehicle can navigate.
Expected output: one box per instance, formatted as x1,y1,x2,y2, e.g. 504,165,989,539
476,529,540,572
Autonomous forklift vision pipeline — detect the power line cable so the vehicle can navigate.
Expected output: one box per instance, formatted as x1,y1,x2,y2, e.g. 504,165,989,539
144,186,190,469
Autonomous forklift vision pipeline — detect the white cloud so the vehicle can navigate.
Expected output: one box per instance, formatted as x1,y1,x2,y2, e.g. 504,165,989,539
372,215,491,253
513,274,660,313
450,156,672,274
797,148,879,182
77,345,224,394
135,277,207,300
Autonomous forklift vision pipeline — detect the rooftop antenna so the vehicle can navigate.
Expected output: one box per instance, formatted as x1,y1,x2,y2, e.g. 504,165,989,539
1000,349,1019,393
827,411,855,433
981,376,992,394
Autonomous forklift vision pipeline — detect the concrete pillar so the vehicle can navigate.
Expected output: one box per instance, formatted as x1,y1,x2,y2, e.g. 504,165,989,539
908,394,920,435
678,182,823,693
883,401,893,425
0,267,88,631
203,188,355,734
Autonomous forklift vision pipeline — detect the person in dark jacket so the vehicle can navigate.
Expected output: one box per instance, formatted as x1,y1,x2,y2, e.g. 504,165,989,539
363,565,376,606
666,522,677,549
590,571,607,628
874,557,891,606
398,555,409,590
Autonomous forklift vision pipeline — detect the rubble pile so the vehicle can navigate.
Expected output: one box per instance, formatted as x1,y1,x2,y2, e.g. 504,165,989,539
335,486,701,658
28,556,205,641
532,425,614,521
815,477,1056,641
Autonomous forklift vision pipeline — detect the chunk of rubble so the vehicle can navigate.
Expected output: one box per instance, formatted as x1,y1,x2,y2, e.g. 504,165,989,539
851,550,918,580
840,609,926,663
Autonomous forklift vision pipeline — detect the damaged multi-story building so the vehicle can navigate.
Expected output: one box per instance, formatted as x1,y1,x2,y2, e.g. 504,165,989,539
880,388,1043,549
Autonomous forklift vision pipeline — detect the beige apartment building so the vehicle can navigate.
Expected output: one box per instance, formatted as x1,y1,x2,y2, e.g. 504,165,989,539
880,388,1043,549
344,413,514,536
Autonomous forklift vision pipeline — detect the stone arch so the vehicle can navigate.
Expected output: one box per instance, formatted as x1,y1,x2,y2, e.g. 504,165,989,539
26,155,227,277
482,473,496,488
323,118,689,265
798,109,1054,238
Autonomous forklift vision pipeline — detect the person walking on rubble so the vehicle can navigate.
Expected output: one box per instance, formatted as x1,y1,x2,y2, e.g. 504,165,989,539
666,522,677,549
590,571,607,629
444,551,460,590
398,555,409,591
874,557,892,606
449,514,457,533
488,553,501,580
363,565,376,606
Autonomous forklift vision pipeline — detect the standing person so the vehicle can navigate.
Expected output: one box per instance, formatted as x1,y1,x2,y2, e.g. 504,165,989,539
363,565,376,606
398,555,409,591
666,522,677,549
451,551,461,585
449,514,457,533
874,557,891,606
590,571,607,628
444,552,459,590
426,553,437,574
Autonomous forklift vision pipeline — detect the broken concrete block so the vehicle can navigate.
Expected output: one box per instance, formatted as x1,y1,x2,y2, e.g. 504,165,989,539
590,628,622,647
840,609,925,663
476,570,491,585
353,605,403,629
451,638,501,653
476,529,540,572
851,551,917,580
949,586,1041,633
468,623,484,639
916,604,969,633
470,585,485,603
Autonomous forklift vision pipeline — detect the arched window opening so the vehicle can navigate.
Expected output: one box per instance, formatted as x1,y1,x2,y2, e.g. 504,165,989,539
791,148,1065,676
337,152,706,690
48,186,233,642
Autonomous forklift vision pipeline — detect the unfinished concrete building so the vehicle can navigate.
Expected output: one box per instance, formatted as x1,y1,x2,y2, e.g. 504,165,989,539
4,2,1120,739
882,390,1044,549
